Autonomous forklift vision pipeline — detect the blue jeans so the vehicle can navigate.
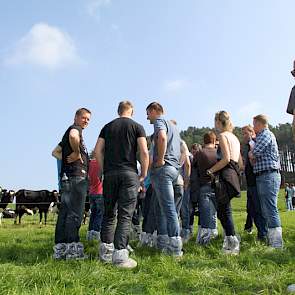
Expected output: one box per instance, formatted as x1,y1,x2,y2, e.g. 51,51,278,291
286,198,293,210
256,171,281,228
151,164,180,237
198,185,217,229
180,187,191,230
55,176,88,244
88,194,104,232
246,186,267,239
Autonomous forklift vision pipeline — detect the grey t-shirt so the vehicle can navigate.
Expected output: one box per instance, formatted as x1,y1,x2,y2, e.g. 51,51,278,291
153,117,181,169
287,85,295,115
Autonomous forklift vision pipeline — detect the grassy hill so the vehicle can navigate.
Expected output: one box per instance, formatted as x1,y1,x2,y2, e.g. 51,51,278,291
0,190,294,295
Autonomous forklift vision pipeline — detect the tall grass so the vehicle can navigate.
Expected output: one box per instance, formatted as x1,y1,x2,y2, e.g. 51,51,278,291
0,190,294,295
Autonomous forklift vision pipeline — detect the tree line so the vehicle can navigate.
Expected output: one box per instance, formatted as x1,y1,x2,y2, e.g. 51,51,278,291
180,123,294,151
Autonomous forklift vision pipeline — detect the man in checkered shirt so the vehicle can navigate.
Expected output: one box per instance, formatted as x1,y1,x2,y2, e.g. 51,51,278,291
249,114,282,249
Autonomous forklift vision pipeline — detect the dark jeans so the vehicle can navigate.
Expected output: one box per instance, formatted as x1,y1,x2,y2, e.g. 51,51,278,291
142,185,157,234
55,176,88,244
88,194,104,232
245,186,267,238
213,198,235,236
101,171,139,250
132,196,143,226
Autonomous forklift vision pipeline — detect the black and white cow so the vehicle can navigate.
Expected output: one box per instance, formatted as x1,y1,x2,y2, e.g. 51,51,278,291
15,189,59,224
0,189,15,224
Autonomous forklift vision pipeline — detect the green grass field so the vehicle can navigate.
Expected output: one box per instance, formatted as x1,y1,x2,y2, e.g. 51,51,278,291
0,190,294,295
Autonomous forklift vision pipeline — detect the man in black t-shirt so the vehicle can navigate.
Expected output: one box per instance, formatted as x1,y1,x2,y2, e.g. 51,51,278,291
53,107,91,260
94,101,148,269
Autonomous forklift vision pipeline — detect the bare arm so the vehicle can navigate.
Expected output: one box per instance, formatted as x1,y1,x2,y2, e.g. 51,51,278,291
155,130,167,167
67,129,82,163
94,137,105,178
208,134,230,173
137,137,149,182
52,145,62,160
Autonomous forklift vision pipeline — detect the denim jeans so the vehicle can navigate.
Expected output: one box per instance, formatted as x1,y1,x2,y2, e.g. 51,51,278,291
180,187,192,230
55,176,88,244
100,170,139,250
256,171,281,228
151,164,180,237
198,184,217,229
286,199,293,210
246,186,267,239
142,186,157,234
88,194,104,232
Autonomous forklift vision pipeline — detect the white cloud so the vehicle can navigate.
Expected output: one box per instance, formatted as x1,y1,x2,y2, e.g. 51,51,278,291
86,0,111,19
163,79,190,93
5,23,81,69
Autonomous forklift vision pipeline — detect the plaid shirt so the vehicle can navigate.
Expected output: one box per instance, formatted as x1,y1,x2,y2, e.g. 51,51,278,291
253,128,280,174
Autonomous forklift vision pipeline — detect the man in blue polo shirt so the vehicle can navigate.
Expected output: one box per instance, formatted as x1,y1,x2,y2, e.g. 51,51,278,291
146,102,182,257
249,114,282,249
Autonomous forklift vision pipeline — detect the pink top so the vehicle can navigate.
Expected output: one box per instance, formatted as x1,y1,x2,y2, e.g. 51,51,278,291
88,159,103,195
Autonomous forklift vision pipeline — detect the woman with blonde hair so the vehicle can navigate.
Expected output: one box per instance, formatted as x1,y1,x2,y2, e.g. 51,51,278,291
207,111,243,255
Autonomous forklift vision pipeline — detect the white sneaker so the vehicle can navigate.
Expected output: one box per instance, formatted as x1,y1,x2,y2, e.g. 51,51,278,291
112,249,137,269
222,236,240,255
99,242,114,263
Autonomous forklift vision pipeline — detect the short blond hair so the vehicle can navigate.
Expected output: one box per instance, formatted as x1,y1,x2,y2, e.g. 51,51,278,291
117,100,133,115
253,114,268,126
215,111,233,132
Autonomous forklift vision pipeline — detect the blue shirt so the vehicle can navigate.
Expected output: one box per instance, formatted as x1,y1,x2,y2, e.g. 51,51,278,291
253,128,280,174
153,117,181,169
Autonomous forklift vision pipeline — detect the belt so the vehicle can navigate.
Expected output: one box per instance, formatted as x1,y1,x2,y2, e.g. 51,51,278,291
255,169,280,177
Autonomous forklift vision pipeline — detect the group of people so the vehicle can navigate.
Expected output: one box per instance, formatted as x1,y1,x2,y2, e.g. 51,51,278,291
51,98,286,270
49,60,295,270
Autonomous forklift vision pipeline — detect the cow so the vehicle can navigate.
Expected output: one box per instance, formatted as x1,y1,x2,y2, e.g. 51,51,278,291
15,189,59,225
0,189,15,224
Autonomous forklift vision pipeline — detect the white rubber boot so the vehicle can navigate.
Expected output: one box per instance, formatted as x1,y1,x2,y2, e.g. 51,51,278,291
267,227,283,249
112,249,137,269
99,242,114,263
222,236,240,255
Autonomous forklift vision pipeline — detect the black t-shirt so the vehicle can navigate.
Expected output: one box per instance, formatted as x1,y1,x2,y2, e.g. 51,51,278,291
195,147,217,186
99,117,146,174
60,125,89,177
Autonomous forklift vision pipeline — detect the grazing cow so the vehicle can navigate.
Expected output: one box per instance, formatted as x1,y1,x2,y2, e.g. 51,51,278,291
15,189,59,224
0,189,15,224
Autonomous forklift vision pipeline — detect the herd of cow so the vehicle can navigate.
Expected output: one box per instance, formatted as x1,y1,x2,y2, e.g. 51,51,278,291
0,189,59,225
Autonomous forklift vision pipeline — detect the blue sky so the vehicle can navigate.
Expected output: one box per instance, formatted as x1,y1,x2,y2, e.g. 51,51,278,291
1,0,294,190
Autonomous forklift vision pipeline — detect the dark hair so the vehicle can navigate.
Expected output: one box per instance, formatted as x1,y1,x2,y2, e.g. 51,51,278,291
117,100,133,115
203,131,217,145
75,108,91,116
146,102,164,114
